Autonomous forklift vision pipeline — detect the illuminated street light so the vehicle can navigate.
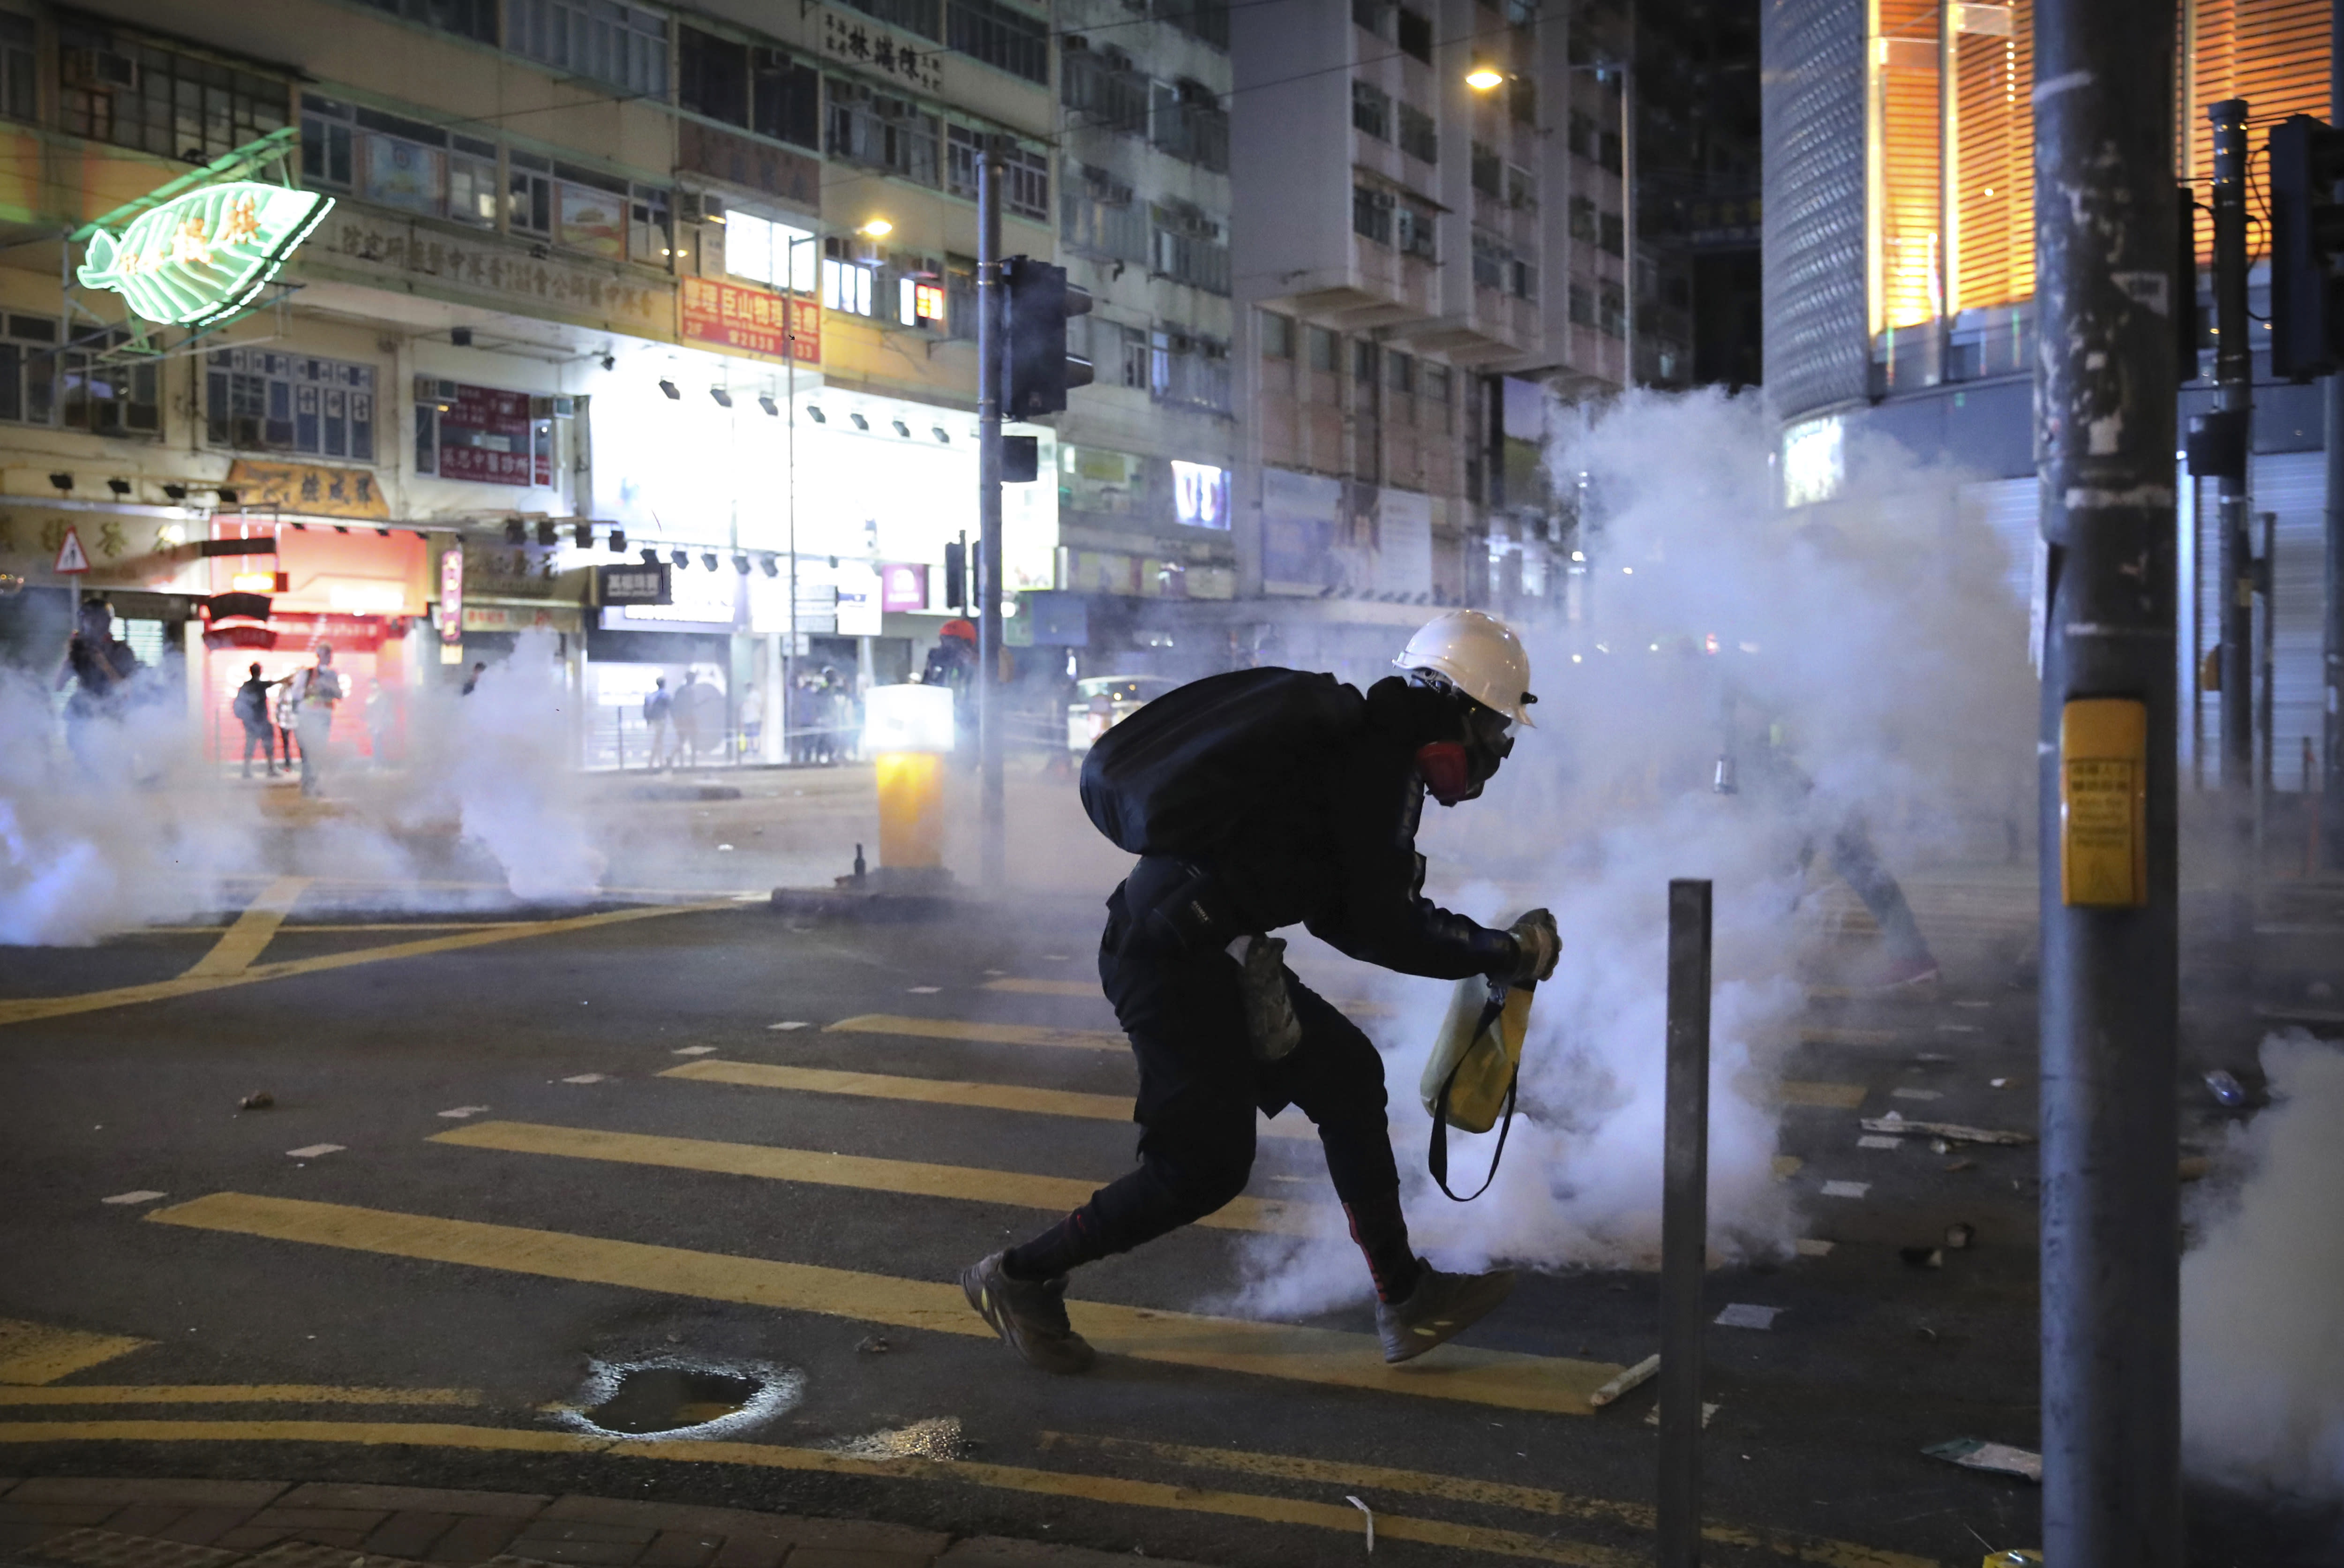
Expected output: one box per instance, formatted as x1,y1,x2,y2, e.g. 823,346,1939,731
1465,66,1506,91
858,218,894,237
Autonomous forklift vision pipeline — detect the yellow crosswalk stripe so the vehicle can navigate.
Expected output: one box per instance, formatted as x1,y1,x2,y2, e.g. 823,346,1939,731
181,877,310,978
0,1320,152,1385
1037,1432,1937,1568
429,1120,1315,1236
0,1385,481,1406
146,1193,1621,1415
657,1059,1318,1141
827,1013,1127,1051
1779,1081,1869,1110
981,978,1099,998
0,1419,1636,1565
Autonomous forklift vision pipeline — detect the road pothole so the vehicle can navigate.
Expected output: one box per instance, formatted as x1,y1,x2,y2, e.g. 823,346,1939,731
558,1358,804,1440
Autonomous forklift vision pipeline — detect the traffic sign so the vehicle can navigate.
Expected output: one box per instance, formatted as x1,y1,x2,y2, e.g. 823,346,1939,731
53,526,89,574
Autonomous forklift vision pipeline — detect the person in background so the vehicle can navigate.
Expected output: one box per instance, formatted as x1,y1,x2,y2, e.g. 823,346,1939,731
643,677,675,770
460,661,487,696
740,679,762,761
271,674,301,775
674,670,706,767
288,643,343,798
364,678,394,768
56,598,141,774
232,662,288,779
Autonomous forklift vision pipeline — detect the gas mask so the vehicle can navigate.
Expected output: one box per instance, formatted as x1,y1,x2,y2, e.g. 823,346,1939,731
1416,701,1513,807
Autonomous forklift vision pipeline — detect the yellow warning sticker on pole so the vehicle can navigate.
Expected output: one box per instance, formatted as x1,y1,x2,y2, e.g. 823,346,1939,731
2060,698,2148,907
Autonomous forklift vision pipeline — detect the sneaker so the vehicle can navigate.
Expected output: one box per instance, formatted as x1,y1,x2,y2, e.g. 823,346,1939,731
960,1251,1096,1374
1374,1259,1516,1364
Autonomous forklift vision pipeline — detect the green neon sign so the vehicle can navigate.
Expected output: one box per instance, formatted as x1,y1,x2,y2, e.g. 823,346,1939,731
77,181,334,328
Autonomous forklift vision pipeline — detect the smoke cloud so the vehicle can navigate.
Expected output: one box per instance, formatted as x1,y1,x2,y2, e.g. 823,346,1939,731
1235,387,2036,1312
2181,1030,2344,1501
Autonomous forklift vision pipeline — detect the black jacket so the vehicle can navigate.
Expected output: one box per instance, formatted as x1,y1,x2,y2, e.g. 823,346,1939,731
1196,675,1515,981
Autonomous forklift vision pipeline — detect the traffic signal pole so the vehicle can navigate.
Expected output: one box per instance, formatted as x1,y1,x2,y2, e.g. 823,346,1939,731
976,145,1007,892
2035,1,2183,1562
2212,101,2257,833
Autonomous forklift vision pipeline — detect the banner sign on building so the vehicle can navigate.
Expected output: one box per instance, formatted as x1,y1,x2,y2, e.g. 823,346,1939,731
680,277,820,364
79,182,334,328
422,383,550,487
438,545,463,643
597,562,672,606
224,459,391,519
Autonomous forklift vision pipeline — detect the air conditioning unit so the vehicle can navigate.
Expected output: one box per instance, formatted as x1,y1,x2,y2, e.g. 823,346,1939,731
62,48,137,92
529,395,578,419
677,192,726,226
413,376,458,412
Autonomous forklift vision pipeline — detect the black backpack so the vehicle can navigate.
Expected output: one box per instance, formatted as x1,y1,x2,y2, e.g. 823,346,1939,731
1079,667,1365,856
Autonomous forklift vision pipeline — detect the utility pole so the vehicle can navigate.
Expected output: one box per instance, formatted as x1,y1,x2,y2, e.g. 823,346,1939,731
1617,17,1636,387
975,145,1006,891
2034,1,2182,1563
2212,100,2256,809
2327,0,2344,866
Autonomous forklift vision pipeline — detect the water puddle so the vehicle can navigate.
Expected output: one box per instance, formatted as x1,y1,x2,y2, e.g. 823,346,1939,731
557,1357,803,1440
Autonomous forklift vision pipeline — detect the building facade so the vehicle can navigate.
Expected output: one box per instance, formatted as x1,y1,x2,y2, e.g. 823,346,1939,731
1760,0,2335,793
0,0,1061,765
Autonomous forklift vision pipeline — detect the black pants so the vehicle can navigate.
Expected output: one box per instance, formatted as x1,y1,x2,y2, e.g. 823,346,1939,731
240,722,274,772
1077,858,1400,1260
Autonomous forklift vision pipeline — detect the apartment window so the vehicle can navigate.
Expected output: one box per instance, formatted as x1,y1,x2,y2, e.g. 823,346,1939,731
947,126,1048,220
752,49,820,148
1352,339,1378,385
1471,229,1506,290
1398,103,1437,164
553,168,628,257
63,330,162,436
1424,364,1451,404
1509,255,1536,300
1508,75,1537,126
679,27,749,125
1505,163,1535,209
1569,194,1599,244
843,0,941,39
1063,165,1146,263
828,79,939,186
1352,80,1389,141
1063,43,1149,132
1352,184,1394,246
1472,140,1502,197
1150,329,1231,414
1351,0,1390,39
0,15,32,124
1395,6,1432,62
1568,282,1594,327
0,313,56,427
302,98,499,230
1150,202,1230,294
1150,80,1228,173
1158,0,1230,51
726,211,816,291
1600,210,1623,256
1395,198,1436,262
206,349,377,460
1598,282,1625,337
1260,311,1293,360
1569,111,1620,172
821,236,877,316
1306,324,1338,372
950,0,1047,86
1386,350,1414,396
946,254,977,340
61,29,288,163
508,0,667,98
356,0,498,44
630,186,672,263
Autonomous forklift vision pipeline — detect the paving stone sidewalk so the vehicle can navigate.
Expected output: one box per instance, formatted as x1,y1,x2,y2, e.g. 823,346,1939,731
0,1479,1209,1568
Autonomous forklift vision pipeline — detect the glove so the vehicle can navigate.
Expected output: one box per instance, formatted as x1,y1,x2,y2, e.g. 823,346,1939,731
1506,908,1560,984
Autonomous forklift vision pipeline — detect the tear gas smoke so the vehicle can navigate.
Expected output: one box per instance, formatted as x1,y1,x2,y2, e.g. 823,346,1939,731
1234,389,2036,1314
2181,1031,2344,1501
0,628,611,945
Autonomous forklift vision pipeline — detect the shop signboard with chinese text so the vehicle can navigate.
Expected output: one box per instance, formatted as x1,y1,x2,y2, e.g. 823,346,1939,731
224,460,389,519
680,278,820,364
79,182,334,328
597,562,671,606
818,11,944,91
439,545,464,644
426,384,551,487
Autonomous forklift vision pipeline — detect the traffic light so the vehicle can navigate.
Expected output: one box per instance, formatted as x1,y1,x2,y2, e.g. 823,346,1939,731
1000,256,1092,418
943,537,966,610
2266,114,2344,380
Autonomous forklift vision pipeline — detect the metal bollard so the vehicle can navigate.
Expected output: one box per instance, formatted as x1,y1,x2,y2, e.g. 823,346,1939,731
1658,878,1713,1567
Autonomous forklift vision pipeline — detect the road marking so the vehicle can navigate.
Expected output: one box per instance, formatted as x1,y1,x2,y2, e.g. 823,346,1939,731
1796,1238,1835,1257
286,1144,344,1159
1820,1180,1871,1199
430,1120,1315,1236
0,1319,152,1385
0,1385,481,1407
101,1191,166,1205
146,1194,1620,1414
181,876,311,979
436,1106,489,1119
659,1059,1317,1141
828,1014,1127,1052
1856,1135,1901,1150
560,1073,610,1085
1034,1432,1938,1568
766,1021,810,1031
1799,1027,1900,1048
1780,1081,1869,1110
982,978,1097,998
0,900,735,1030
0,1419,1638,1566
1889,1088,1942,1101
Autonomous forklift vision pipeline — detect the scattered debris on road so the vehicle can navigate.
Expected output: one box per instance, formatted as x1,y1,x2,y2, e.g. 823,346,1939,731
1715,1303,1780,1329
1862,1111,2035,1146
1587,1352,1659,1407
1345,1494,1375,1552
100,1191,164,1205
238,1091,273,1110
1945,1222,1976,1250
1924,1437,2042,1482
1901,1246,1945,1269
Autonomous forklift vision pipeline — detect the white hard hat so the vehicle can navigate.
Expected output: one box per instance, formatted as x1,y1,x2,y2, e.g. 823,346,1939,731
1393,609,1537,727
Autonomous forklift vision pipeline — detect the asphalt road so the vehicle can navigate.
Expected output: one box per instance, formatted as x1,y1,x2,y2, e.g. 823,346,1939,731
0,803,2336,1566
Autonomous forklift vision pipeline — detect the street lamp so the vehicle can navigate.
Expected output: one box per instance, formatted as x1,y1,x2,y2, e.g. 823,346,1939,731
858,218,894,238
1465,65,1506,91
